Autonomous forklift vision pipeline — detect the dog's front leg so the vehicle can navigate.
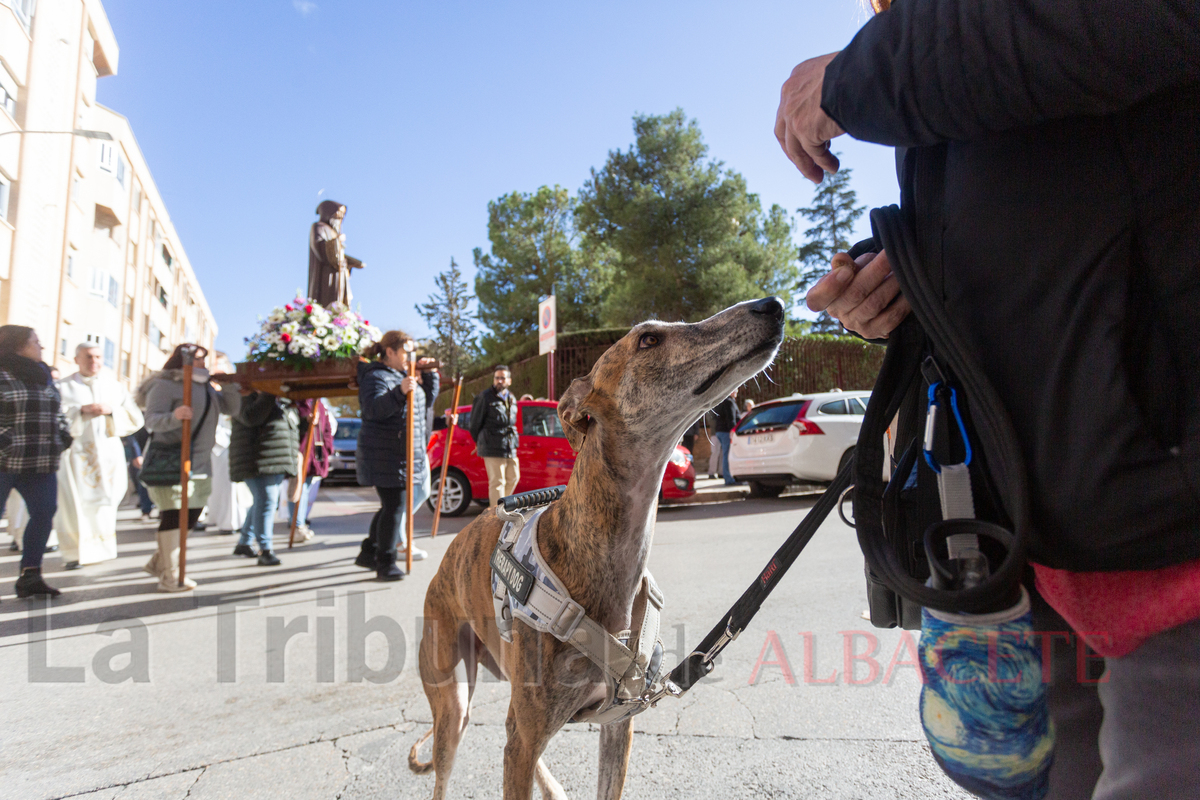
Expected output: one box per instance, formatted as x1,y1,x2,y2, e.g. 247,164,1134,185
596,718,633,800
503,703,550,800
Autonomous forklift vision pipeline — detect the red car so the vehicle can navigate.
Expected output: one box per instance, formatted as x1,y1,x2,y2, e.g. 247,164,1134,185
426,400,695,515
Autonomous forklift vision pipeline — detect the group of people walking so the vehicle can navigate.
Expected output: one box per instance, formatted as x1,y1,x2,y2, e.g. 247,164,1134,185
0,319,450,598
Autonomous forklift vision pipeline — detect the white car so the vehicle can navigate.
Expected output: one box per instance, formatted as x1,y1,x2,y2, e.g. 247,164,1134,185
727,390,870,497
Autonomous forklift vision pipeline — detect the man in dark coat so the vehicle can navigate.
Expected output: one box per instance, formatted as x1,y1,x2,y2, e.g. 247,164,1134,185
776,1,1199,795
712,389,739,486
468,365,519,508
308,200,364,307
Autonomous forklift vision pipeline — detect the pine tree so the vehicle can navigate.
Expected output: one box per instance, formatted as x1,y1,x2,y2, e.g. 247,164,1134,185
415,258,478,378
796,161,865,333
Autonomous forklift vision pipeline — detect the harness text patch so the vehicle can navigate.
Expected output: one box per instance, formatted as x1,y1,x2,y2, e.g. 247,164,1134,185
491,545,535,605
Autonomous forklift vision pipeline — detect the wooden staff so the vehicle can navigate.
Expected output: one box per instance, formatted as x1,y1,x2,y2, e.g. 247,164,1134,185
177,344,205,585
288,400,320,548
404,341,417,574
430,375,464,538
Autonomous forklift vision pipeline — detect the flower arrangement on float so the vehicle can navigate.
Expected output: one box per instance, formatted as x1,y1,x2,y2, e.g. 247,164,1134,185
244,296,382,369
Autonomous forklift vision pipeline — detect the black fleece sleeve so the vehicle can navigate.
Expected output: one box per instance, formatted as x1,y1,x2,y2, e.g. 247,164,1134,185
822,0,1200,148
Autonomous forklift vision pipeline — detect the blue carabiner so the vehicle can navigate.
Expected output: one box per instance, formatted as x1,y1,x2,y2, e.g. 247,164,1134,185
923,382,973,474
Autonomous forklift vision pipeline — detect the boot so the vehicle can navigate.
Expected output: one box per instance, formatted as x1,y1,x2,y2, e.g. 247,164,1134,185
232,544,257,557
15,567,61,598
257,550,281,567
354,537,377,570
375,553,404,582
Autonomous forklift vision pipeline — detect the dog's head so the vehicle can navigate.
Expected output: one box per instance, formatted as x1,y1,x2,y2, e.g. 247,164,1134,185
558,297,785,452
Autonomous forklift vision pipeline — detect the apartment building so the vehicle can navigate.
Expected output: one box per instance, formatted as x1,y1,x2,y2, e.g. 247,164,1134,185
0,0,216,387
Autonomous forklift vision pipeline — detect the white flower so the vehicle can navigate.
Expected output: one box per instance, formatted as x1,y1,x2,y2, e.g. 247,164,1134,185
287,309,304,322
267,311,286,324
322,335,339,350
281,322,299,335
288,341,302,354
275,343,287,353
315,327,329,338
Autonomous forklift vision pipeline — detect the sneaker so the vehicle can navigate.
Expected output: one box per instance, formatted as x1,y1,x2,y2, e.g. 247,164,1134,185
63,561,81,571
45,544,58,552
140,513,153,522
409,546,428,562
292,526,315,545
257,550,281,567
232,544,257,558
7,541,18,552
375,562,404,581
157,575,197,593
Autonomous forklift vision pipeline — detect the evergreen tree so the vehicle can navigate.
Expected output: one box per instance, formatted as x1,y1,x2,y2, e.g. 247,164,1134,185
796,161,865,333
472,186,607,361
415,258,479,378
576,109,798,325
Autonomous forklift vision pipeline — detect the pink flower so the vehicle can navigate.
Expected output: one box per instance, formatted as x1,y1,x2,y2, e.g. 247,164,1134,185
281,333,292,343
304,304,313,314
285,304,293,312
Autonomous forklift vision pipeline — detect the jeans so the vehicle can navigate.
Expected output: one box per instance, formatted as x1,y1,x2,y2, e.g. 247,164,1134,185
362,471,431,567
287,475,320,528
239,473,285,552
0,472,57,570
129,464,153,515
715,431,734,484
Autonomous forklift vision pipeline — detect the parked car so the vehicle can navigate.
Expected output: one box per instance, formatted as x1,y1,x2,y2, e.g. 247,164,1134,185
326,417,361,483
426,399,695,515
727,390,870,497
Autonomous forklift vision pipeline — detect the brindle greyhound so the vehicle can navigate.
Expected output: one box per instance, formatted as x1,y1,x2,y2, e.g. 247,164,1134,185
410,297,785,799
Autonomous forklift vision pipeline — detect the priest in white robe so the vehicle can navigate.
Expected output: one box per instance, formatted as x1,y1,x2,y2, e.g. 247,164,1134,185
55,344,144,568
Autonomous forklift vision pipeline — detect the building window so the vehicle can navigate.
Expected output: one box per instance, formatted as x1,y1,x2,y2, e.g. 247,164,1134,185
116,154,126,187
120,352,130,379
149,322,162,351
0,66,16,119
157,285,168,309
98,142,115,173
89,266,107,297
66,255,75,280
103,338,115,369
10,0,34,33
161,245,173,268
107,275,119,307
123,295,134,321
0,175,10,222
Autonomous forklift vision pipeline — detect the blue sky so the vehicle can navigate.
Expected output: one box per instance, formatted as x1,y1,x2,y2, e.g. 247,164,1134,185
99,1,899,356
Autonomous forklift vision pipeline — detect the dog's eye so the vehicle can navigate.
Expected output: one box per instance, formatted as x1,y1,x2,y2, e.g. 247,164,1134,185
638,333,660,349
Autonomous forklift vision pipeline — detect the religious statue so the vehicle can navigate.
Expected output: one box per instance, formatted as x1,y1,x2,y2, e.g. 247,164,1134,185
308,200,364,307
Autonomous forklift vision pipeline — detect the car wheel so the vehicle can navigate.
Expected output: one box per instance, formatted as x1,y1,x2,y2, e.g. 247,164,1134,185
427,469,472,517
748,481,784,498
838,447,855,477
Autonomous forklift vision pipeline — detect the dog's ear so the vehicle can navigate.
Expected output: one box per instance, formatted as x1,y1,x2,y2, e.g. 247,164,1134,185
557,376,593,452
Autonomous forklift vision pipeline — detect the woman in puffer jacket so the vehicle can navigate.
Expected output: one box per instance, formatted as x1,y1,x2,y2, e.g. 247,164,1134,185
137,344,241,591
354,330,438,581
228,391,299,566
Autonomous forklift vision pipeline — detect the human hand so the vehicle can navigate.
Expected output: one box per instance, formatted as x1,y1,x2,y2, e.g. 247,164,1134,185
173,405,194,421
416,357,438,372
445,411,458,426
96,403,112,416
806,251,911,339
774,52,845,183
401,376,418,394
80,403,99,416
132,456,143,469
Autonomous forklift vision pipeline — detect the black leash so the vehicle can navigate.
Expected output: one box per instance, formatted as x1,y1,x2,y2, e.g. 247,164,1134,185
665,460,854,696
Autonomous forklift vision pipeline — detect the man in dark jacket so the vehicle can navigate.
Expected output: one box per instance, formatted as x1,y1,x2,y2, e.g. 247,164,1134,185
776,2,1199,796
712,389,739,486
229,391,298,566
468,365,519,508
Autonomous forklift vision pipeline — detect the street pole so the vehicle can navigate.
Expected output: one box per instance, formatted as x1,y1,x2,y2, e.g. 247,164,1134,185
404,341,417,575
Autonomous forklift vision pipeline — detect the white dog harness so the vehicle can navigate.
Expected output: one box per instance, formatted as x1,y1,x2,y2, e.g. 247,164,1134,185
491,504,666,725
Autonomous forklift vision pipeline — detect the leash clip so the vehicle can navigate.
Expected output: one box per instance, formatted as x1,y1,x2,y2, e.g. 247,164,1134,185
701,618,741,665
923,381,973,474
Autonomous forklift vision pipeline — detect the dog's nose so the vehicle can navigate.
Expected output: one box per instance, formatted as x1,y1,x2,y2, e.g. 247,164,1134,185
749,296,784,322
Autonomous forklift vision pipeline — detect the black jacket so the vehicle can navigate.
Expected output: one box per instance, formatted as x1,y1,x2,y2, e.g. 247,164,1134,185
469,386,518,459
822,0,1200,571
229,392,299,482
713,397,739,434
355,360,438,488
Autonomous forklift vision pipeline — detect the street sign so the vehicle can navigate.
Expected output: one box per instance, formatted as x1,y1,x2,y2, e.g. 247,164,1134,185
538,295,557,355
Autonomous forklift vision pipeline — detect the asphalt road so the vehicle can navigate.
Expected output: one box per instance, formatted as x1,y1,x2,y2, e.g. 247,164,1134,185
0,488,971,799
